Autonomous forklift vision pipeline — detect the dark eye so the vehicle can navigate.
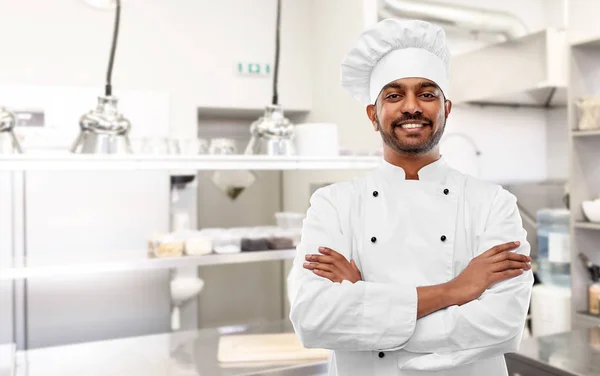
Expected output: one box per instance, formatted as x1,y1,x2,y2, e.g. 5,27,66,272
421,93,436,98
386,94,401,99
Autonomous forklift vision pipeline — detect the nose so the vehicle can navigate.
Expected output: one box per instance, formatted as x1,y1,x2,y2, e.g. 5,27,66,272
399,93,422,116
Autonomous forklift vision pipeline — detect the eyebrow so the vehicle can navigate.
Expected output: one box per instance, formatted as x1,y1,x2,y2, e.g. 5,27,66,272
381,81,440,92
419,82,439,90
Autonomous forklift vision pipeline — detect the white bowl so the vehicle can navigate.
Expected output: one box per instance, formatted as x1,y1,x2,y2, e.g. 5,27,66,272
582,200,600,222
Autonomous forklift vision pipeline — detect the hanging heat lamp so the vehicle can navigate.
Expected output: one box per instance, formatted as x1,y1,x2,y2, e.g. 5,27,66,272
0,107,23,154
71,0,132,154
244,0,295,156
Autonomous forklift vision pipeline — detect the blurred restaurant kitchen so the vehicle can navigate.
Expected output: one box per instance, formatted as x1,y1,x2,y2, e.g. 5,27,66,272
0,0,599,375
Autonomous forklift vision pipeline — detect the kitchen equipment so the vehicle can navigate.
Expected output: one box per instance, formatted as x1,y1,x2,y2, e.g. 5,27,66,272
170,276,204,331
530,284,572,337
217,333,329,363
293,123,338,157
245,104,295,156
209,138,237,155
72,0,132,154
275,212,305,229
139,137,177,155
71,96,132,154
582,199,600,222
576,96,600,130
536,208,571,287
0,107,23,154
579,252,600,281
578,253,600,315
210,169,257,200
177,137,207,155
244,0,295,156
209,138,257,199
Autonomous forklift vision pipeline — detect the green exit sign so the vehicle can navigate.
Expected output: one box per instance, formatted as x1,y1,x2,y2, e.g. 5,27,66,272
237,62,272,76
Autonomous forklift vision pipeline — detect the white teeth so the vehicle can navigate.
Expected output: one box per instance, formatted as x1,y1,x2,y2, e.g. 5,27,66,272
400,123,424,129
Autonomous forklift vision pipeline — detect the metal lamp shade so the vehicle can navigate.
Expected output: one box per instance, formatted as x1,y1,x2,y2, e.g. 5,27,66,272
71,96,132,154
0,107,23,154
244,105,295,156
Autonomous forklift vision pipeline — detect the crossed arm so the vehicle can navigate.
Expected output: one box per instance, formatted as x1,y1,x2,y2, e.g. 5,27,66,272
287,185,533,370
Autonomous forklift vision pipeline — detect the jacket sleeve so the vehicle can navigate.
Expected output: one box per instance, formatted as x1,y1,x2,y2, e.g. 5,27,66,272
287,184,418,351
399,188,534,370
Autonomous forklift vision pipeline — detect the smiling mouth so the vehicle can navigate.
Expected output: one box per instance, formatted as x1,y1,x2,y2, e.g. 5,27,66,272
398,123,427,129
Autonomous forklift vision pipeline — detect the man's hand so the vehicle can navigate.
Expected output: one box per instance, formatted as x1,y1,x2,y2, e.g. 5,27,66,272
303,247,362,283
448,241,531,306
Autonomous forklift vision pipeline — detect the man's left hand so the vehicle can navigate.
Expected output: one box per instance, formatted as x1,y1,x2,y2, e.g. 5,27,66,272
303,247,362,283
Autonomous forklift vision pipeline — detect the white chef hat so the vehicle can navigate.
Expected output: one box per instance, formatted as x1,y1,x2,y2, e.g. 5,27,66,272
341,19,451,106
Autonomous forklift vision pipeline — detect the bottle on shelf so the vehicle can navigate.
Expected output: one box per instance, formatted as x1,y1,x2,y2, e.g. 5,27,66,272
578,253,600,315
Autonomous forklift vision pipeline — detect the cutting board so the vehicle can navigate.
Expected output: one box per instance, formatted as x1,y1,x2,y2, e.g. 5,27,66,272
217,333,329,363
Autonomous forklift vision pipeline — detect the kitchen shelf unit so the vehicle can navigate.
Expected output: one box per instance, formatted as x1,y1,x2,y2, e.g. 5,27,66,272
575,311,600,328
572,130,600,137
0,152,382,351
0,154,380,278
568,31,600,328
0,154,382,172
573,221,600,230
0,249,298,281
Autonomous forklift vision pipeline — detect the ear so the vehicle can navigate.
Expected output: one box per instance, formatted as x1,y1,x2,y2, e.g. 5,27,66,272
366,104,378,131
444,100,453,118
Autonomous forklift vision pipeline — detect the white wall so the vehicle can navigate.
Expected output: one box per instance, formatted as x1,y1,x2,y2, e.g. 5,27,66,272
546,107,569,180
443,105,547,183
568,0,600,43
302,0,379,153
0,0,312,138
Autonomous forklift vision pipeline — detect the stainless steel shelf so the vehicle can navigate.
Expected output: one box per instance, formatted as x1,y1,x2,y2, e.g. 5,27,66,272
0,249,297,280
573,221,600,230
571,34,600,48
0,154,381,171
575,311,600,327
572,130,600,137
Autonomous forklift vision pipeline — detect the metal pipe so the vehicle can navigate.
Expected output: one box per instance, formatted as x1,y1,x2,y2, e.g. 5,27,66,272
383,0,528,39
441,132,482,155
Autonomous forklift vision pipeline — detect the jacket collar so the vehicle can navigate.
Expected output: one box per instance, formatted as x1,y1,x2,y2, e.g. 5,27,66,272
378,156,449,183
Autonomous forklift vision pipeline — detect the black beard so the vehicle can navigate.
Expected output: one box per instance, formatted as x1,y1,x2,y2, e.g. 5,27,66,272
377,115,446,155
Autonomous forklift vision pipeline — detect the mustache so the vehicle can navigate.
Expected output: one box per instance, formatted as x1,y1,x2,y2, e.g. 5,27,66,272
391,114,433,127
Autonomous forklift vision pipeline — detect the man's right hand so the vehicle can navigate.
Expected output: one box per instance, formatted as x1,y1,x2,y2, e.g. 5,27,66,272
448,241,531,306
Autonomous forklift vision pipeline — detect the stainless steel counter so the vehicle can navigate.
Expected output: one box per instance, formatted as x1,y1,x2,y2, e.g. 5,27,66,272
506,327,600,376
12,320,328,376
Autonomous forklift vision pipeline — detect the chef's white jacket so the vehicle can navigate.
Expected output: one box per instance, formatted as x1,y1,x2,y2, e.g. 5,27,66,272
287,157,534,375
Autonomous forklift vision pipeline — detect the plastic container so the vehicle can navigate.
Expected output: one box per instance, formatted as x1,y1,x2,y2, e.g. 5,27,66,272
267,229,296,250
150,233,185,258
183,231,213,256
212,229,242,254
275,212,305,229
536,208,571,288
